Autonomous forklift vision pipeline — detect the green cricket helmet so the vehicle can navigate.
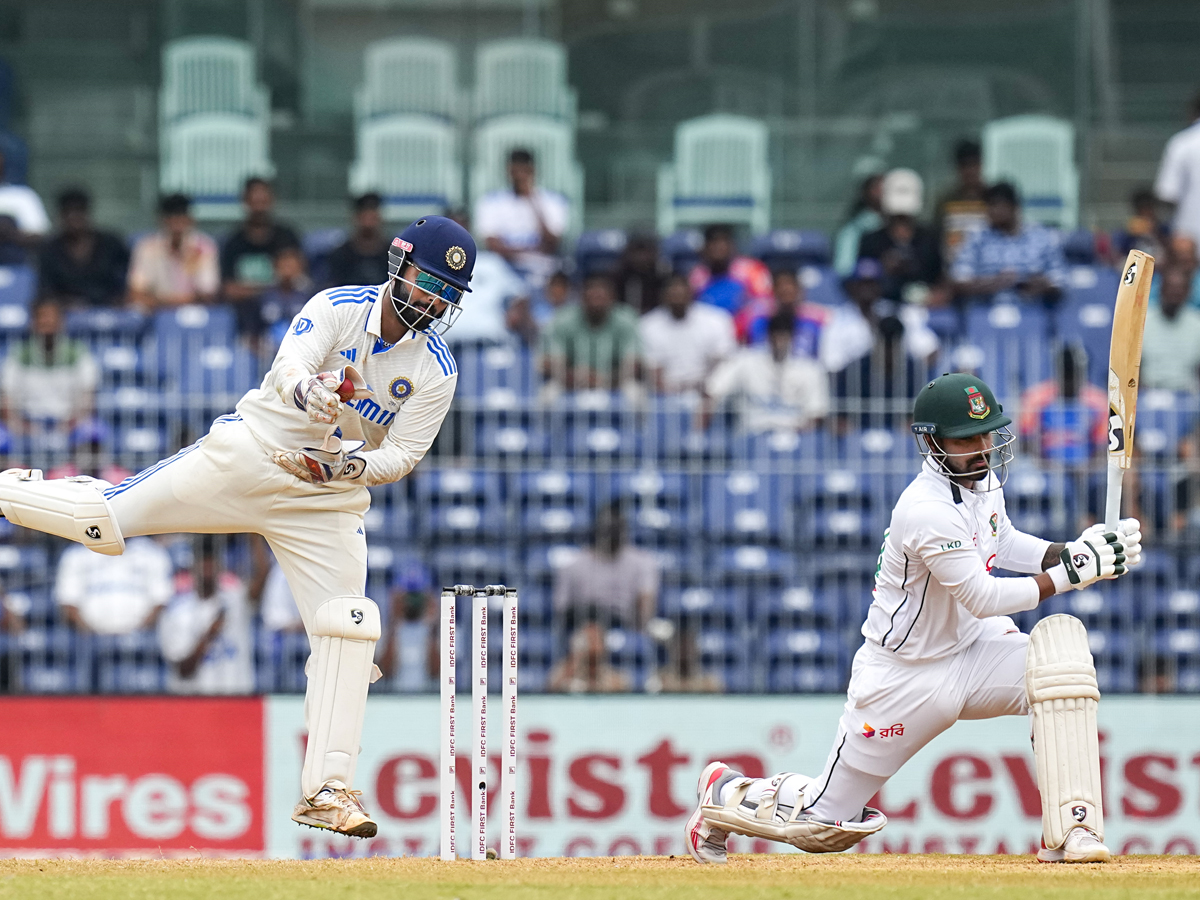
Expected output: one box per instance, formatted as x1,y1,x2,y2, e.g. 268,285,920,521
911,373,1015,489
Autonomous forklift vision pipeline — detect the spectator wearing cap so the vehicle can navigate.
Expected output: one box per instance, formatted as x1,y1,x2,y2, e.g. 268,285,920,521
857,169,945,306
127,193,220,311
833,174,884,277
688,224,772,319
740,268,829,355
378,560,438,692
0,147,49,263
934,140,988,265
221,177,302,336
640,273,736,395
1155,91,1200,244
951,181,1068,305
703,311,830,434
474,148,569,289
38,188,129,307
159,538,255,695
443,208,527,345
541,274,642,393
326,192,391,288
1,299,98,446
821,258,938,421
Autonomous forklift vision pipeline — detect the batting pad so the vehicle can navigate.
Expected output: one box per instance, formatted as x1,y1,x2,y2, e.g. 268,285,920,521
1026,614,1103,849
302,596,383,798
0,471,124,555
703,773,887,853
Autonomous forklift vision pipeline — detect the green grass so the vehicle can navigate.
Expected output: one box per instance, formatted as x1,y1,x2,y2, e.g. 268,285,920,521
1,856,1199,900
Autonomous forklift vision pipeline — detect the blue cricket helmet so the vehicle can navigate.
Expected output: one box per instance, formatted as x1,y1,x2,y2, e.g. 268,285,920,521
388,215,476,293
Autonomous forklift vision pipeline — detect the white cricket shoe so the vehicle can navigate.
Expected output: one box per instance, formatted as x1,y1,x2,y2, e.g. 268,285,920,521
1037,827,1111,863
686,761,738,865
291,780,378,838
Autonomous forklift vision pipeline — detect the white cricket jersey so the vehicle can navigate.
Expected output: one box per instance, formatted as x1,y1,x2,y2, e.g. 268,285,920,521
861,460,1051,662
235,282,458,486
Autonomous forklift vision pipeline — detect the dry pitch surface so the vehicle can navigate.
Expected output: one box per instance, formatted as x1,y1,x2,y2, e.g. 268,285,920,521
1,856,1200,900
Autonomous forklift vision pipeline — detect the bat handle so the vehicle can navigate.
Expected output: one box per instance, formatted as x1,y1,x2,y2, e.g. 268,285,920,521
1104,458,1123,531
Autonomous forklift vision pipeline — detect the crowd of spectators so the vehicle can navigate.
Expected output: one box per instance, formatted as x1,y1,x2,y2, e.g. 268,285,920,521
1,117,1200,695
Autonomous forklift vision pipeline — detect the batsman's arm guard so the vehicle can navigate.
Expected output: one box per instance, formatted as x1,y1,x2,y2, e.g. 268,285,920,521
702,773,887,853
302,596,384,799
1026,614,1104,849
0,470,124,555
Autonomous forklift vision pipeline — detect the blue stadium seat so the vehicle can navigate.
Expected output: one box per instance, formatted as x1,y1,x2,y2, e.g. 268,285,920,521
575,229,627,276
91,631,164,693
711,546,794,582
748,229,832,270
455,341,536,402
696,627,757,692
661,230,702,275
302,227,347,287
658,586,749,627
757,586,840,629
962,302,1051,400
1056,266,1120,387
430,546,513,590
766,628,846,692
0,265,37,308
798,264,846,307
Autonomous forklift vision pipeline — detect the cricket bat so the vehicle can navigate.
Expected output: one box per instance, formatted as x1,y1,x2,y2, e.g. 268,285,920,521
1105,249,1155,529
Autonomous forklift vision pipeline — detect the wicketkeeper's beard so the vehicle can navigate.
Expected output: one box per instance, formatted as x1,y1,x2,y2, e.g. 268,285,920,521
391,279,441,333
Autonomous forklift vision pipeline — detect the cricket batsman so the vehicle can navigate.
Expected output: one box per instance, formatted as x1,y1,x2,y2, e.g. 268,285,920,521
687,373,1142,864
0,215,475,839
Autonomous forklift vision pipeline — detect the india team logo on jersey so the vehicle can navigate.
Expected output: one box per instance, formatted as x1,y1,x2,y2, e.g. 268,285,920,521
965,385,989,419
389,376,414,402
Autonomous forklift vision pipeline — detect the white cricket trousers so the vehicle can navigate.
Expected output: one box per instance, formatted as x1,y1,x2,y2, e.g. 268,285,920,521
732,617,1029,823
803,617,1029,820
104,415,370,623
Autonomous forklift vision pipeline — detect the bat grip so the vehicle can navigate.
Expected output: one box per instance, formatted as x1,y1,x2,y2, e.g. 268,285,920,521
1104,458,1123,531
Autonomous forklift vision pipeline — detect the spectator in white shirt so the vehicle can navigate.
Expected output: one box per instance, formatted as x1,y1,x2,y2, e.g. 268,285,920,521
1156,93,1200,243
640,273,736,395
259,557,304,633
444,209,528,345
703,311,830,434
159,538,255,695
56,536,173,635
474,148,569,289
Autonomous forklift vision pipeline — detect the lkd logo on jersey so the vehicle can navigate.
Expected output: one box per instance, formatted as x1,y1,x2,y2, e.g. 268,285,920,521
965,385,990,419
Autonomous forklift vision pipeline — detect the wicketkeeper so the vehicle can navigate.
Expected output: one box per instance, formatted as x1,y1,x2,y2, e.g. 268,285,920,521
687,373,1141,864
0,215,475,839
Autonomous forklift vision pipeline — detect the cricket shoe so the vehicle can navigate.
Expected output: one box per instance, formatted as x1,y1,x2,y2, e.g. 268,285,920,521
291,780,378,838
686,761,741,865
1037,827,1110,863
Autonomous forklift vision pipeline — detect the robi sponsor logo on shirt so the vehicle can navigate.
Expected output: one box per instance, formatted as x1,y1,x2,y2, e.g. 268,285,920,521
862,722,904,739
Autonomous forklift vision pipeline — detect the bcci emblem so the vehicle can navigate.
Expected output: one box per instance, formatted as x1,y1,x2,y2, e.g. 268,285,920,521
446,246,467,270
389,376,414,402
965,385,990,419
1072,805,1088,822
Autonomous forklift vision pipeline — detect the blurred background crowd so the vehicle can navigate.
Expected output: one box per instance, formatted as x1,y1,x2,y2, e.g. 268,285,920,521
0,0,1198,698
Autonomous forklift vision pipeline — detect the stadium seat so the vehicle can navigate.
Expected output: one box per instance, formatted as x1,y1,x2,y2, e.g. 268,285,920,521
160,37,269,123
962,301,1051,400
748,229,832,270
983,114,1078,228
356,38,461,122
160,113,274,217
473,38,577,123
0,265,36,308
348,114,463,221
658,113,771,235
575,229,628,277
660,229,703,275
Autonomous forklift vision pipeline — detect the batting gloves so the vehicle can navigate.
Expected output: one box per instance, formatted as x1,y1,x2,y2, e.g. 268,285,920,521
293,365,372,425
1048,525,1137,593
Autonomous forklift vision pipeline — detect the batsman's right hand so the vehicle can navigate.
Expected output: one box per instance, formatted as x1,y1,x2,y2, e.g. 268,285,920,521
293,365,373,425
1048,526,1134,593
